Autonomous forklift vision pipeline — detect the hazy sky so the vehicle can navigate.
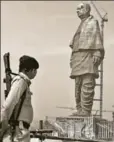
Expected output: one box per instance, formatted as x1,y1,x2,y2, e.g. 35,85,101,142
1,1,114,123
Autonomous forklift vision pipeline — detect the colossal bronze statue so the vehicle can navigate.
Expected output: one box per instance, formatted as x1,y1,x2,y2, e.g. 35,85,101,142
69,3,105,116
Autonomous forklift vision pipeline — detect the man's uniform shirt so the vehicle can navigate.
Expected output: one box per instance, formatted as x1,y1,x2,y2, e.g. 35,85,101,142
1,72,33,125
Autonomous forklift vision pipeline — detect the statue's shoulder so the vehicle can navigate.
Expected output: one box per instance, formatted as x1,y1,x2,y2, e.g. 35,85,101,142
90,15,98,23
88,15,99,26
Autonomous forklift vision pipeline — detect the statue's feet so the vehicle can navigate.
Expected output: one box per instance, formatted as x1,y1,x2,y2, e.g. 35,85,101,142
70,112,80,116
70,109,81,116
70,110,91,117
79,111,91,117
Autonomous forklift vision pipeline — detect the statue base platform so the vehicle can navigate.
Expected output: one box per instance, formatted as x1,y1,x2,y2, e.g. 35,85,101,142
45,115,114,141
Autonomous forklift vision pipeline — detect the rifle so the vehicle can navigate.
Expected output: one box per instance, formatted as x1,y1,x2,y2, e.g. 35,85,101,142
1,52,18,141
3,52,17,99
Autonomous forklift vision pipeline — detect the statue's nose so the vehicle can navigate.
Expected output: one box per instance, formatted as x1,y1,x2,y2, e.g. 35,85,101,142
77,10,79,13
77,10,80,14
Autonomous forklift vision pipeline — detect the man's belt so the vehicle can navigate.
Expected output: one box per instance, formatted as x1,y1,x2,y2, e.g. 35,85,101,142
22,121,30,129
15,121,30,129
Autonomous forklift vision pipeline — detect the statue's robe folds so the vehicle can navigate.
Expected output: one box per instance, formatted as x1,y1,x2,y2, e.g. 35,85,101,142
70,15,104,79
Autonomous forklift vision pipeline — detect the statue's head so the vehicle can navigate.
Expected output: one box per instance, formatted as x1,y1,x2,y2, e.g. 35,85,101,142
76,3,91,19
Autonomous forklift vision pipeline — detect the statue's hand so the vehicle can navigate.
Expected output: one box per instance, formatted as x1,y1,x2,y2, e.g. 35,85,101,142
93,56,101,65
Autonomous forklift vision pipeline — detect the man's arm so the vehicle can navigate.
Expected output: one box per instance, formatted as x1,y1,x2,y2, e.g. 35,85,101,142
1,78,27,123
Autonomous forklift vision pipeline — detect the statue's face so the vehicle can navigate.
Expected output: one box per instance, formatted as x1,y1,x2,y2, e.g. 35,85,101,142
76,3,89,19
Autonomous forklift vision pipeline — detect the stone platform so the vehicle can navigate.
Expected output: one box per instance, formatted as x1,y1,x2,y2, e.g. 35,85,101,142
44,115,114,141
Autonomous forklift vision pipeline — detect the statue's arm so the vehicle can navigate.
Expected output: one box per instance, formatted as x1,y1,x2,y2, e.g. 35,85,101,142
92,20,105,65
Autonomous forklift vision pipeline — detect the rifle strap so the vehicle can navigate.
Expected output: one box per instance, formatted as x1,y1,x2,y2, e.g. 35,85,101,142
15,89,27,121
9,91,27,125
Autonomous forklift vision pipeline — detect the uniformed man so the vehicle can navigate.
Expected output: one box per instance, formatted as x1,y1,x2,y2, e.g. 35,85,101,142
1,55,39,142
69,3,104,116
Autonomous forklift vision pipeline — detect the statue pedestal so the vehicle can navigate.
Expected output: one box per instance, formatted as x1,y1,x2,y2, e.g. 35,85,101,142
54,115,113,141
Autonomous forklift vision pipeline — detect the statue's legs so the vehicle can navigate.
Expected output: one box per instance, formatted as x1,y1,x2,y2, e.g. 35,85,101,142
81,74,95,115
72,74,95,116
75,76,82,113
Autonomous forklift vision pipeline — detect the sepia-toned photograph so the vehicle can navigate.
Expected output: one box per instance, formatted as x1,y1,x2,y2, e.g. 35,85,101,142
1,1,114,142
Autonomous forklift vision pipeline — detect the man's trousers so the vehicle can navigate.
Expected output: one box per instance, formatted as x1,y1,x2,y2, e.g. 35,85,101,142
3,122,30,142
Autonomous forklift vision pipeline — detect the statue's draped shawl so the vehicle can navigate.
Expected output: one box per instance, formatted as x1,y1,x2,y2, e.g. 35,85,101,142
79,16,103,49
70,15,104,58
70,16,104,79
